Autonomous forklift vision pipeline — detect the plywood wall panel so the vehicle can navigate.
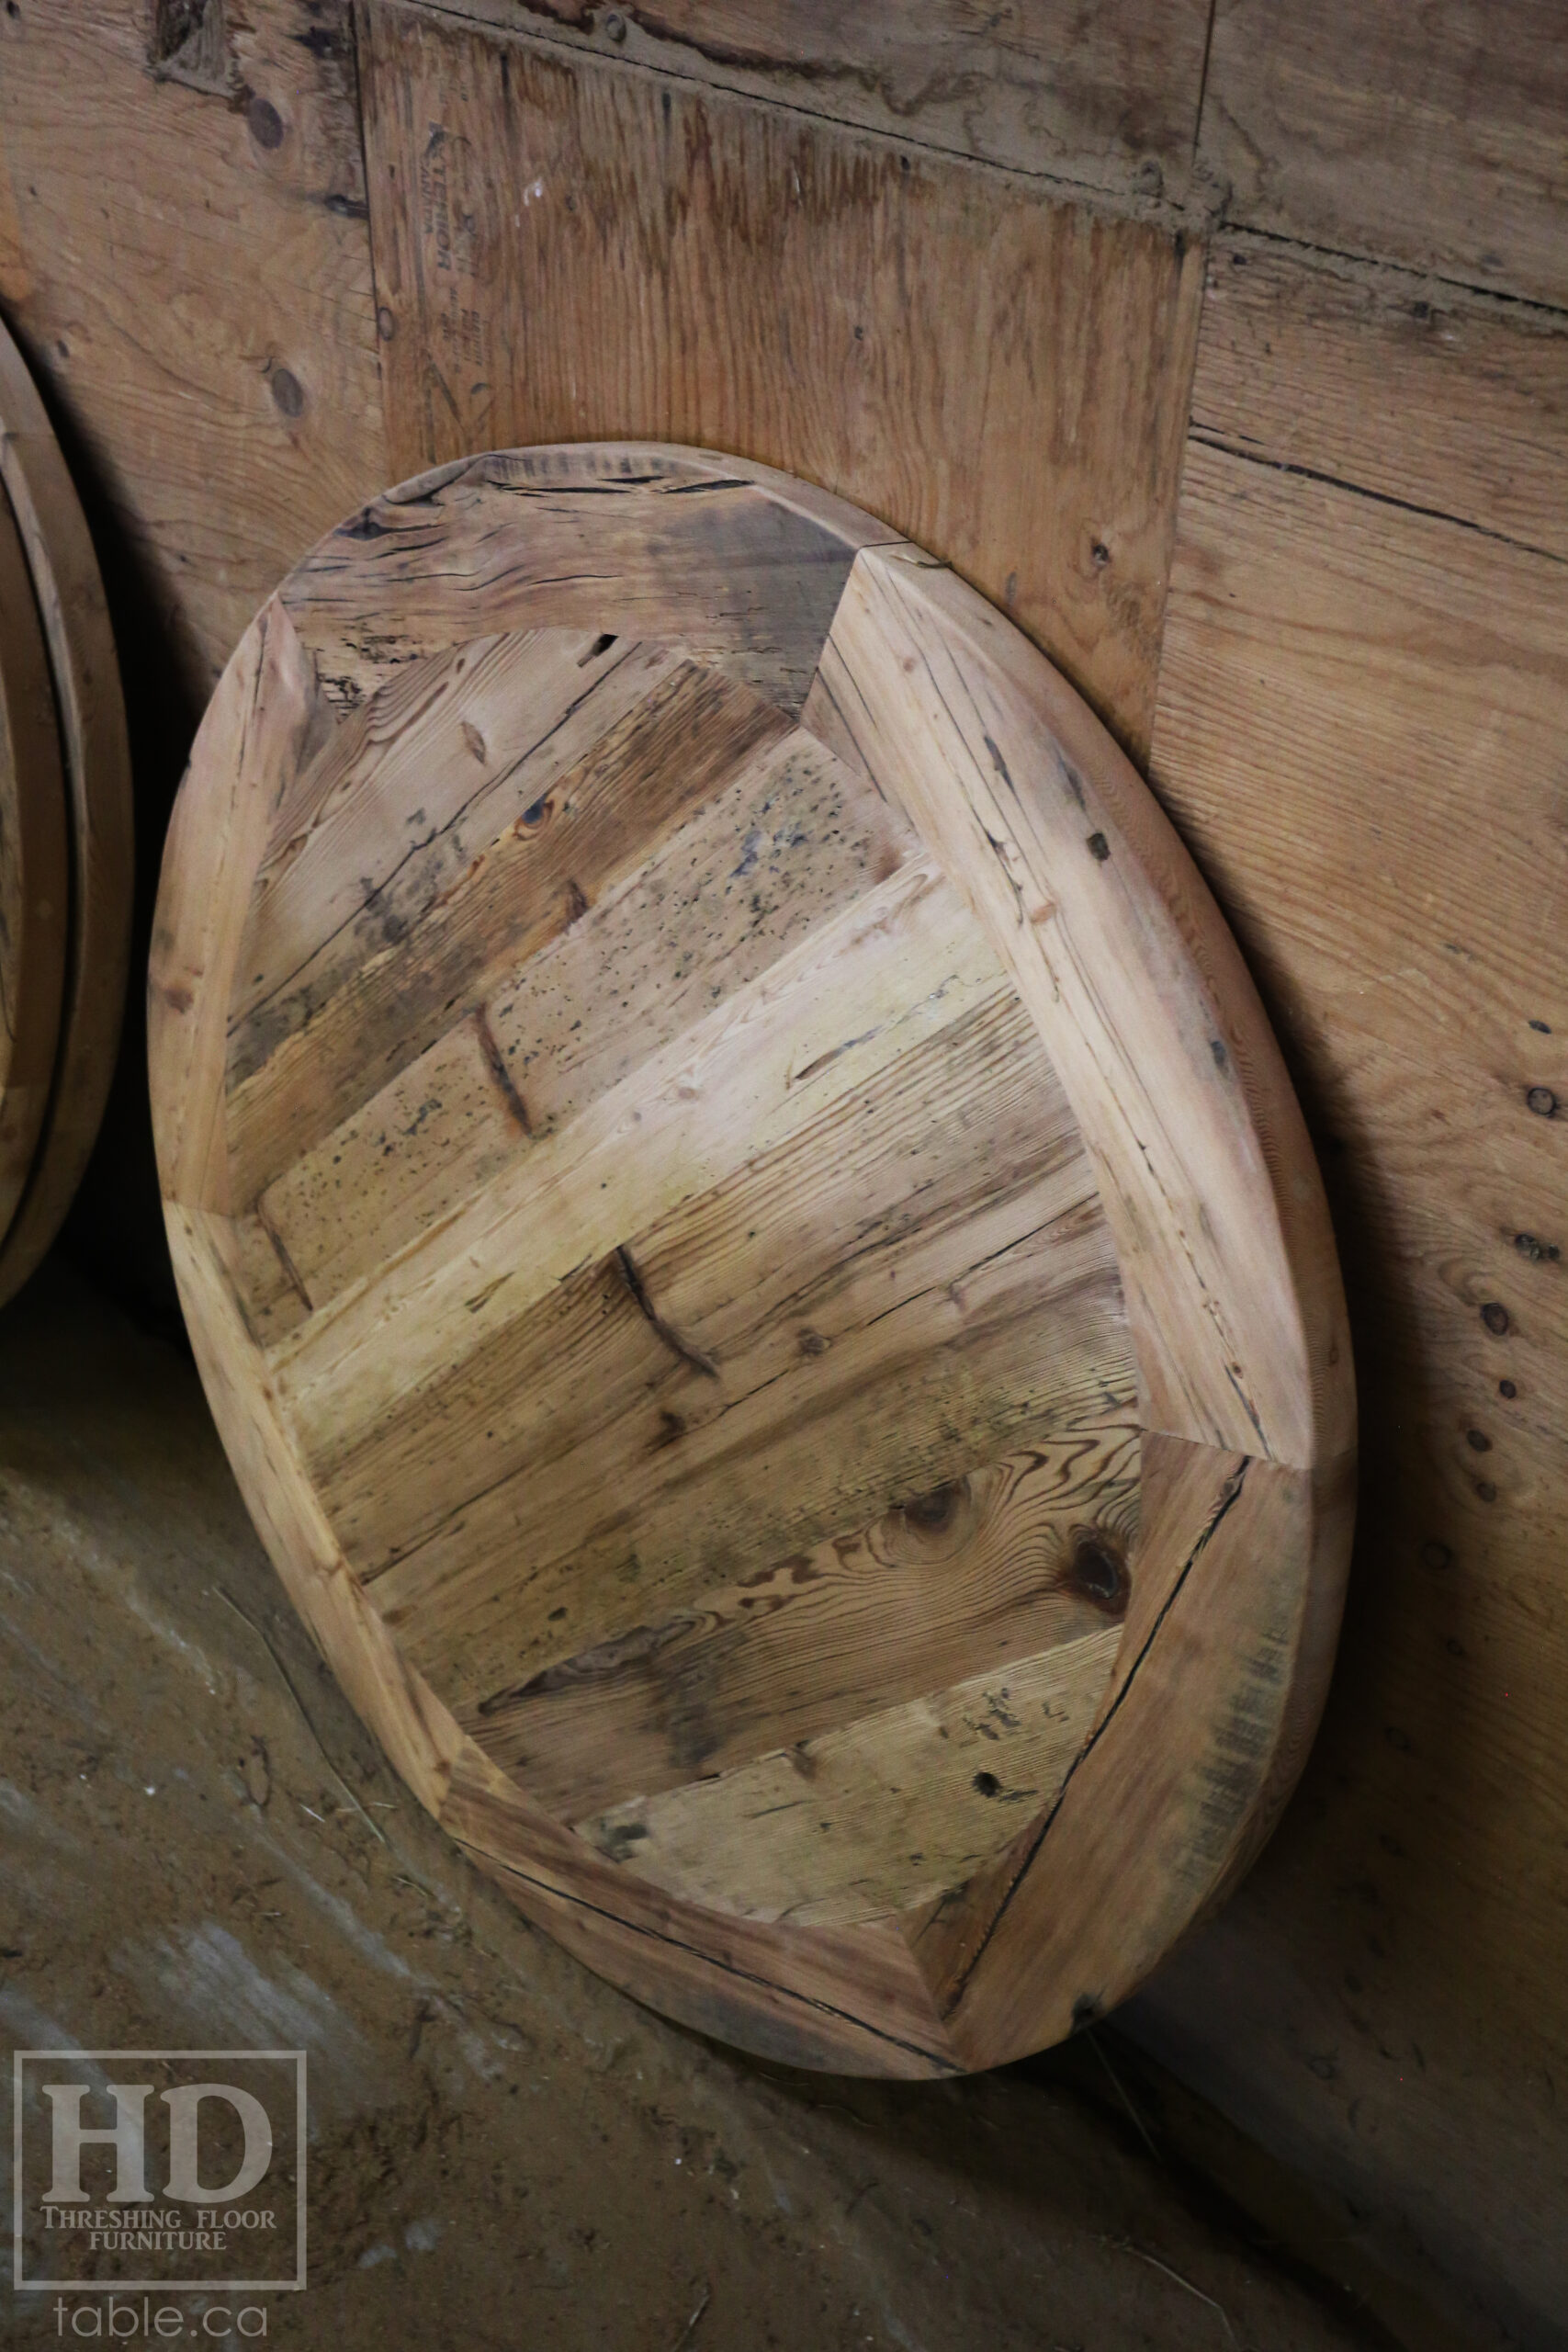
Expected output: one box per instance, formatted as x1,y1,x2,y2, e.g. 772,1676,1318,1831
358,0,1203,759
0,0,387,701
1201,0,1568,310
403,0,1213,198
1134,264,1568,2340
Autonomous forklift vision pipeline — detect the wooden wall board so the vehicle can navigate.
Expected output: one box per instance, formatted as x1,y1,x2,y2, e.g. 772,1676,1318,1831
356,0,1204,762
1134,266,1568,2335
1191,240,1568,561
0,479,68,1248
0,314,133,1309
401,0,1215,199
150,451,1351,2070
0,0,387,702
1199,0,1568,311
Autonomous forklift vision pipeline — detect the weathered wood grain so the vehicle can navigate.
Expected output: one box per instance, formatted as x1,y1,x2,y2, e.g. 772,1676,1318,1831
0,0,386,699
255,707,913,1312
226,645,793,1204
810,544,1354,1471
0,315,132,1308
471,1434,1139,1815
1149,445,1568,1125
379,1205,1129,1717
149,599,322,1216
1200,0,1568,310
421,0,1213,196
233,625,648,1035
171,1187,964,2074
280,447,899,719
0,480,68,1248
1126,172,1568,2321
578,1623,1124,1929
1137,385,1568,2304
303,985,1104,1590
909,1432,1357,2067
444,1743,964,2075
1191,241,1568,562
268,852,1013,1446
356,3,1203,759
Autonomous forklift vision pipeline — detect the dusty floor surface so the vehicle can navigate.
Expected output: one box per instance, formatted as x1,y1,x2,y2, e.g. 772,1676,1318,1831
0,1261,1382,2351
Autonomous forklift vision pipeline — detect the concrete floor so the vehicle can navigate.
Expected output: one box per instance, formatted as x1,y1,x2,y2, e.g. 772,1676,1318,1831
0,1261,1382,2350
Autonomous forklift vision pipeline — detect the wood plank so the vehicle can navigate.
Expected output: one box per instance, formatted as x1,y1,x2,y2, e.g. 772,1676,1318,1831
148,599,322,1216
0,315,132,1308
1148,445,1568,1116
357,1,1204,759
229,628,679,1069
279,447,900,719
811,544,1353,1470
171,1193,964,2076
443,1743,963,2075
1191,240,1568,562
576,1624,1124,1928
0,478,68,1245
472,1436,1139,1818
255,1013,525,1329
270,854,1015,1451
257,716,913,1311
908,1432,1356,2067
1199,0,1568,309
233,625,644,1030
420,0,1213,196
309,984,1102,1595
0,0,386,700
1137,424,1568,2301
224,647,793,1203
387,1203,1127,1720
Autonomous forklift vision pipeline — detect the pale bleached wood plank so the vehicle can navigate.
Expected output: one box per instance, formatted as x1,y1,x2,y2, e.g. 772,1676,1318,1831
258,718,916,1311
149,599,322,1217
387,1206,1128,1719
231,623,645,1035
224,648,792,1204
309,985,1100,1592
577,1624,1123,1928
254,1013,526,1323
269,854,1014,1452
810,544,1353,1471
172,1192,962,2073
470,1434,1139,1817
443,1743,963,2075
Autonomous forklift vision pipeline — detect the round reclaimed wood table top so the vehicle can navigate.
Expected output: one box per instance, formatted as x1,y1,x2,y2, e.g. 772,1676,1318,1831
150,446,1356,2076
0,313,132,1309
0,469,68,1254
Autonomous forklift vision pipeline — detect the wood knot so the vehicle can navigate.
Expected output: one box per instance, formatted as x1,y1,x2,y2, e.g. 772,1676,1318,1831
901,1480,966,1533
1066,1526,1129,1616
